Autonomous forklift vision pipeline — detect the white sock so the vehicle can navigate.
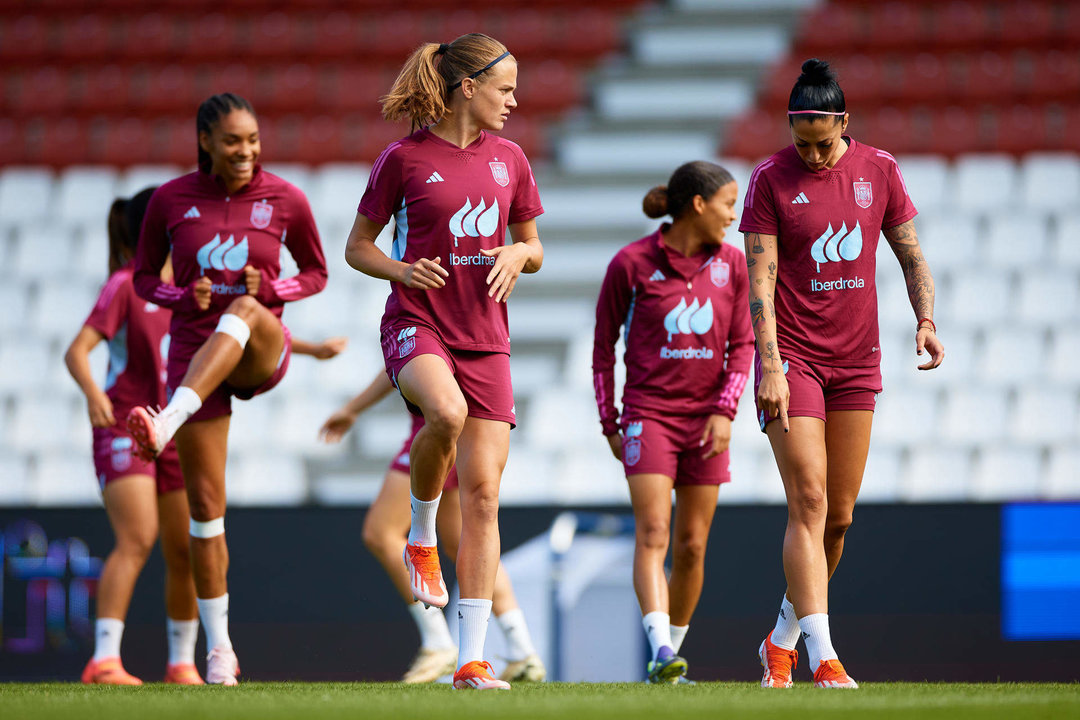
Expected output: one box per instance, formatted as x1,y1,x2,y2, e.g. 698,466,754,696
457,598,492,668
496,608,537,661
670,624,689,654
196,594,233,651
167,618,200,666
642,611,673,660
159,386,202,444
799,613,838,668
93,617,124,661
408,602,455,651
407,493,440,547
771,594,800,650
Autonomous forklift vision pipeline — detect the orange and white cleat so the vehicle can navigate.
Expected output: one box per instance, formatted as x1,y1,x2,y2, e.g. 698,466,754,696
126,406,165,461
81,657,142,685
453,660,511,690
759,631,798,688
813,659,859,688
164,663,205,685
205,646,240,686
403,543,448,608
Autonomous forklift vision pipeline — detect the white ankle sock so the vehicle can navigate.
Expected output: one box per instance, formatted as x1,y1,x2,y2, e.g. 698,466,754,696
159,386,202,444
167,618,200,666
457,598,492,669
799,613,838,668
642,611,673,660
408,602,454,651
93,617,124,661
670,624,689,654
197,594,233,651
407,493,440,547
496,608,537,661
771,594,800,650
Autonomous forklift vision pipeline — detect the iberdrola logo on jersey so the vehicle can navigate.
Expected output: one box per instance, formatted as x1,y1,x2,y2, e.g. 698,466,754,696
448,197,500,247
810,221,862,273
196,234,249,273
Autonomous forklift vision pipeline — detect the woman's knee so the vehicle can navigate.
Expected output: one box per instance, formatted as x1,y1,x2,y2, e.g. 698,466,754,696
461,484,500,526
224,294,262,322
424,397,468,440
186,485,225,522
824,511,854,542
114,525,157,561
636,516,670,553
672,531,707,566
361,515,398,557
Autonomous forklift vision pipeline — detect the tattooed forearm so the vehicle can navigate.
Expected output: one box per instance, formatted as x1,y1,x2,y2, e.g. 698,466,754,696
885,220,935,321
747,256,757,268
752,235,764,254
768,261,776,278
750,298,765,326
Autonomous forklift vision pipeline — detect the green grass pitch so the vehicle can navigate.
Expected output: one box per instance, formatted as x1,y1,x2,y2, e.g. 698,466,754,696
2,682,1077,720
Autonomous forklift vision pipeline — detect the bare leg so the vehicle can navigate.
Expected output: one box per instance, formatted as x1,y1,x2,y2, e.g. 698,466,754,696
668,484,720,626
626,474,675,615
823,411,873,579
396,356,467,502
175,416,230,599
157,488,198,620
767,417,829,618
97,476,159,619
437,489,518,616
362,469,414,602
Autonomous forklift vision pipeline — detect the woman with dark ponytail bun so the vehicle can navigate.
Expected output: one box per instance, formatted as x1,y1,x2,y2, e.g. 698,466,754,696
593,161,754,684
741,59,944,689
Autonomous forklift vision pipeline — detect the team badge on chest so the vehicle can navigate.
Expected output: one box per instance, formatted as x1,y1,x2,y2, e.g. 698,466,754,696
250,200,274,229
710,260,730,288
853,181,873,209
489,161,510,187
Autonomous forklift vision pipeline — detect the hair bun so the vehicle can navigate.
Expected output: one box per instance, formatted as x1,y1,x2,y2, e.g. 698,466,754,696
642,185,669,219
799,58,835,86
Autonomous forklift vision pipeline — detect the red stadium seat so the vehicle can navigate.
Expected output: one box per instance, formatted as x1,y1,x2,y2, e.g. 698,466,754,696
865,2,925,52
293,115,344,164
54,15,112,61
324,65,389,114
990,106,1049,155
1026,51,1080,102
159,116,196,166
143,65,196,114
722,109,789,161
0,118,22,165
309,12,360,60
11,67,70,116
962,52,1016,103
860,107,918,155
121,13,181,61
499,10,551,59
256,64,319,113
897,53,950,103
249,12,300,59
0,15,49,62
927,107,980,155
368,12,425,60
928,2,989,50
99,118,153,166
199,64,256,104
998,1,1053,49
514,60,582,114
796,5,862,56
560,10,621,59
34,118,90,167
180,13,235,61
837,55,884,109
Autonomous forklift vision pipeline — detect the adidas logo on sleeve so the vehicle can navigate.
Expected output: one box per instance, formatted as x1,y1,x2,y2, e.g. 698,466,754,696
184,206,201,218
649,270,665,282
426,171,444,184
791,192,809,204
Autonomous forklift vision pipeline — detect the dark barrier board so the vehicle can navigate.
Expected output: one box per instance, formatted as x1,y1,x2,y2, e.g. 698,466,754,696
1,504,1077,682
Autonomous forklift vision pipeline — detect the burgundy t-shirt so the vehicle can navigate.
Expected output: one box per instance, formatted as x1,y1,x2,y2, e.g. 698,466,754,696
739,138,917,367
133,166,327,363
592,226,755,436
84,264,171,419
358,128,544,353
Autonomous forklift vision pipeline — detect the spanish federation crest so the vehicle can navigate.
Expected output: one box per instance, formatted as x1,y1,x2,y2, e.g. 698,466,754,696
250,200,273,229
489,161,510,187
710,259,730,288
623,421,643,466
853,181,873,209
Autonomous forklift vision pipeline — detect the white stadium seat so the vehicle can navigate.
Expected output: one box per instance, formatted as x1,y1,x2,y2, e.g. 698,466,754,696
984,211,1050,269
915,214,978,271
942,268,1014,327
510,299,596,343
226,453,307,506
900,447,971,501
938,386,1009,445
116,165,183,198
895,155,951,215
11,224,77,280
55,166,118,226
8,394,84,452
859,447,903,503
0,339,53,394
0,452,33,505
31,453,102,507
977,326,1048,385
1019,153,1080,213
1045,446,1080,499
970,447,1043,501
1047,328,1080,384
1052,213,1080,267
308,163,371,234
0,167,55,225
551,449,630,505
952,154,1018,212
32,280,97,341
525,387,605,452
1011,386,1078,445
872,387,939,444
1015,269,1080,326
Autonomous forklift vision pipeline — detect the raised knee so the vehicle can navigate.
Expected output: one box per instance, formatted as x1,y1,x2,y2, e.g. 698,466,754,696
424,398,467,439
361,518,393,556
225,294,261,320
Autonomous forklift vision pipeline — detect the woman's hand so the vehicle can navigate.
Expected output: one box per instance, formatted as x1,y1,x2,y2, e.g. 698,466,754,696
319,408,358,444
312,336,348,360
193,276,212,311
605,433,623,461
481,243,530,302
401,257,448,290
86,390,116,428
243,265,261,296
700,414,732,459
916,327,945,370
757,369,790,433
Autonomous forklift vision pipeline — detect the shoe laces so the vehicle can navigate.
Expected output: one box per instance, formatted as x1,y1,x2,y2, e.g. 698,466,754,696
410,545,441,576
818,659,848,680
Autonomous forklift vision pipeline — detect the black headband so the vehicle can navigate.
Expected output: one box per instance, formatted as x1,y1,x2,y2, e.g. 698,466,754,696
448,51,511,91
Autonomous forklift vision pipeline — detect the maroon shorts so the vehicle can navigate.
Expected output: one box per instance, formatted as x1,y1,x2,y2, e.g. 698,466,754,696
381,323,515,427
619,412,731,486
167,324,292,423
388,418,459,490
93,424,184,494
753,352,881,431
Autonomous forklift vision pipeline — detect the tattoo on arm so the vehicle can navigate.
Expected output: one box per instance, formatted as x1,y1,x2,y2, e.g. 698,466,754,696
768,261,776,278
885,220,935,320
750,298,764,326
752,235,764,254
747,256,757,268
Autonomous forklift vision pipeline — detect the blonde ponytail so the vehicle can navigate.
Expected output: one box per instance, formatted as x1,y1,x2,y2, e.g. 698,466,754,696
380,33,511,129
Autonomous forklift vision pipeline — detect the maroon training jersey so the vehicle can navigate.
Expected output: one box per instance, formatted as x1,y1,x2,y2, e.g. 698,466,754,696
592,226,755,437
134,166,327,363
358,128,544,353
739,138,917,367
84,264,171,419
